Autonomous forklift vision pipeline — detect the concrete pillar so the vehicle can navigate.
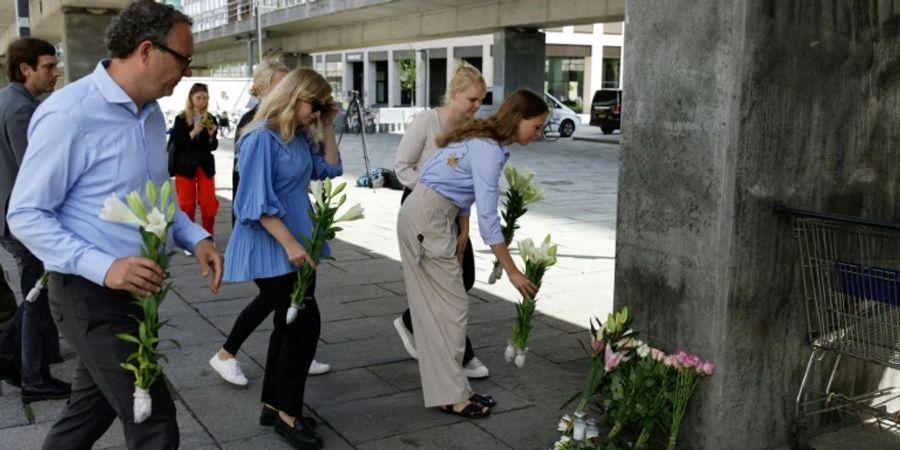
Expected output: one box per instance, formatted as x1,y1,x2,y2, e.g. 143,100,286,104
415,49,427,108
616,1,900,449
481,43,493,87
363,51,375,107
491,28,544,100
446,45,455,92
62,9,117,84
387,50,399,107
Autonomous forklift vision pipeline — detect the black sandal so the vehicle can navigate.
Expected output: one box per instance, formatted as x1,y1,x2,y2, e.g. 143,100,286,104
470,393,497,408
439,401,491,418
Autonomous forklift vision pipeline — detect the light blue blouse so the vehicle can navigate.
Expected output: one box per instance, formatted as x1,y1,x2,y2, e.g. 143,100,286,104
419,137,509,246
223,126,342,282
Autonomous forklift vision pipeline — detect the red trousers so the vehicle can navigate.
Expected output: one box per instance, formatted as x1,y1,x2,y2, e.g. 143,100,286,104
175,167,219,235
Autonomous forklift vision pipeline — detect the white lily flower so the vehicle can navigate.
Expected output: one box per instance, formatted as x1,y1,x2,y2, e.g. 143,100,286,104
334,203,365,223
145,208,168,240
557,414,572,432
159,180,172,210
311,180,325,207
145,180,158,208
553,435,572,450
99,194,148,227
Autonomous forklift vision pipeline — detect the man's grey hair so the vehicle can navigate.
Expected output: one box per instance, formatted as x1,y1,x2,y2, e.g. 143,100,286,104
105,0,193,59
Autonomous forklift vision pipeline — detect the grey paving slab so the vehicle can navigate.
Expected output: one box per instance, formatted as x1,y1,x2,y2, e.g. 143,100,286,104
343,294,409,318
358,421,513,450
314,390,464,444
316,283,397,304
178,381,270,444
303,367,399,408
319,315,399,344
313,334,413,372
475,403,566,450
466,317,567,352
377,280,407,296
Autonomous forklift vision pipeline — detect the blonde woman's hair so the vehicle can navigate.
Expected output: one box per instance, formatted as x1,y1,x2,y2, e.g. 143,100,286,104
252,60,290,98
436,89,548,147
183,83,209,126
442,61,486,105
252,68,332,143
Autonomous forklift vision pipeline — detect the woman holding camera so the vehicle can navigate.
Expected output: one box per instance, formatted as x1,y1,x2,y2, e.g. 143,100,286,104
169,82,219,237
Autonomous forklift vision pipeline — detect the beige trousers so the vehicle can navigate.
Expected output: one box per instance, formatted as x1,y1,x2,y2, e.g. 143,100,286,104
397,184,471,407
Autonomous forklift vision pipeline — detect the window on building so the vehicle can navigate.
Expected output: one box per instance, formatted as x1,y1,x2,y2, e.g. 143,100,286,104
604,22,624,34
574,24,594,34
375,61,388,105
545,56,585,110
602,46,621,89
544,27,564,33
324,60,344,104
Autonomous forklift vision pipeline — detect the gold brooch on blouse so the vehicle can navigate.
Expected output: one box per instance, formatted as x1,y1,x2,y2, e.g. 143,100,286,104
446,154,459,167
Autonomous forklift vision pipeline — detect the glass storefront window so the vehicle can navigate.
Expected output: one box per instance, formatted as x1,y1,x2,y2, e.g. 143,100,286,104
602,58,620,89
545,56,585,110
325,61,344,104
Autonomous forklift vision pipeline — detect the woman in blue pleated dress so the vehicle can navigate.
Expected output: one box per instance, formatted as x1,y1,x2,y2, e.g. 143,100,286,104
219,68,341,450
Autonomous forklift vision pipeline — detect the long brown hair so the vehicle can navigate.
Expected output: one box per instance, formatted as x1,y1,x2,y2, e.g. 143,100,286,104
436,89,548,147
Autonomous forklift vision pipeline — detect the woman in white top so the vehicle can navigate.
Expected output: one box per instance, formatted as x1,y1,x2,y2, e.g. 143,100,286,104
392,62,489,378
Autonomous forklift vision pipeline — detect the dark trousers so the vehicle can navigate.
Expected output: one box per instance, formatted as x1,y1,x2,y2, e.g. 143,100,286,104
400,188,476,364
231,164,239,228
42,274,178,450
0,236,57,385
246,272,320,417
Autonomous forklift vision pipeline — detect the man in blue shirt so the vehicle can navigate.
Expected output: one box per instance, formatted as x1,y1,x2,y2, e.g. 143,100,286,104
0,37,66,401
7,1,223,448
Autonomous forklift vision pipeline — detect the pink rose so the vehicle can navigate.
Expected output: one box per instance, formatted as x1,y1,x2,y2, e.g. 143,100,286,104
649,348,666,362
701,361,715,375
663,355,677,367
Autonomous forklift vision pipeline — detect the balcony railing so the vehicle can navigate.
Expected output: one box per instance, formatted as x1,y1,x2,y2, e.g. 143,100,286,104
184,0,317,33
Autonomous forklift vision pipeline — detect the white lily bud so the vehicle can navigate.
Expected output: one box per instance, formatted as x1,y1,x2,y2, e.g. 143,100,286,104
133,387,152,423
25,287,41,303
286,305,299,324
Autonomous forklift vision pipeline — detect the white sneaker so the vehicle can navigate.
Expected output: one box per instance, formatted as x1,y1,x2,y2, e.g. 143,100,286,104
308,359,330,375
463,357,490,379
184,249,192,256
393,317,417,359
209,355,248,386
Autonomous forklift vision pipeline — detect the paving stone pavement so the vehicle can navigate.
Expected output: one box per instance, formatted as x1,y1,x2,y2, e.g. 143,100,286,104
0,131,618,449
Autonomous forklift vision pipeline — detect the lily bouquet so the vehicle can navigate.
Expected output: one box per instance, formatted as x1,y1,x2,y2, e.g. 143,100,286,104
286,179,364,324
504,234,557,367
98,180,178,423
489,167,543,284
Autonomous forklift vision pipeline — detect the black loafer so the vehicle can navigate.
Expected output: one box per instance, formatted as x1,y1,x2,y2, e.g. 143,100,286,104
22,378,71,402
260,407,317,429
274,417,323,450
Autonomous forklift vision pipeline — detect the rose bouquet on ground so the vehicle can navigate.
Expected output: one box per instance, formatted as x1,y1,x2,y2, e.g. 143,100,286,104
286,179,364,324
504,234,557,367
553,307,715,449
489,166,543,284
99,180,178,423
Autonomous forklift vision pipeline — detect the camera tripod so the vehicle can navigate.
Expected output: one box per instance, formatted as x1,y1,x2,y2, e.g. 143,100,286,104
337,91,374,190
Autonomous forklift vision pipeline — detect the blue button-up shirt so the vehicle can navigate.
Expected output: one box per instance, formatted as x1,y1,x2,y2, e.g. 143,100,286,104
7,60,209,286
419,137,509,245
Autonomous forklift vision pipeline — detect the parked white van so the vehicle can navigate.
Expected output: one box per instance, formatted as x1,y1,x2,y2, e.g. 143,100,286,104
476,88,581,137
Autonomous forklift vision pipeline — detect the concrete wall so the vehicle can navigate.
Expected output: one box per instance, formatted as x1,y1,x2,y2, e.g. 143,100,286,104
616,1,900,448
62,10,116,83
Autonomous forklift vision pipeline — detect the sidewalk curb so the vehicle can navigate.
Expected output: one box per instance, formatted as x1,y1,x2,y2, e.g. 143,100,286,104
572,136,621,145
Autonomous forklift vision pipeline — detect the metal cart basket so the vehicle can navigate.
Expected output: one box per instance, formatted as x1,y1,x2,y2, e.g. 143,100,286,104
781,206,900,444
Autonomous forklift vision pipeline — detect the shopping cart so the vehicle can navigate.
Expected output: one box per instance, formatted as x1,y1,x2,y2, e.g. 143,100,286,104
780,206,900,446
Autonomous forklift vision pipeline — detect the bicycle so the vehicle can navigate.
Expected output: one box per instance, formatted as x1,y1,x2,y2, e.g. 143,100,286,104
217,111,235,140
540,119,561,142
